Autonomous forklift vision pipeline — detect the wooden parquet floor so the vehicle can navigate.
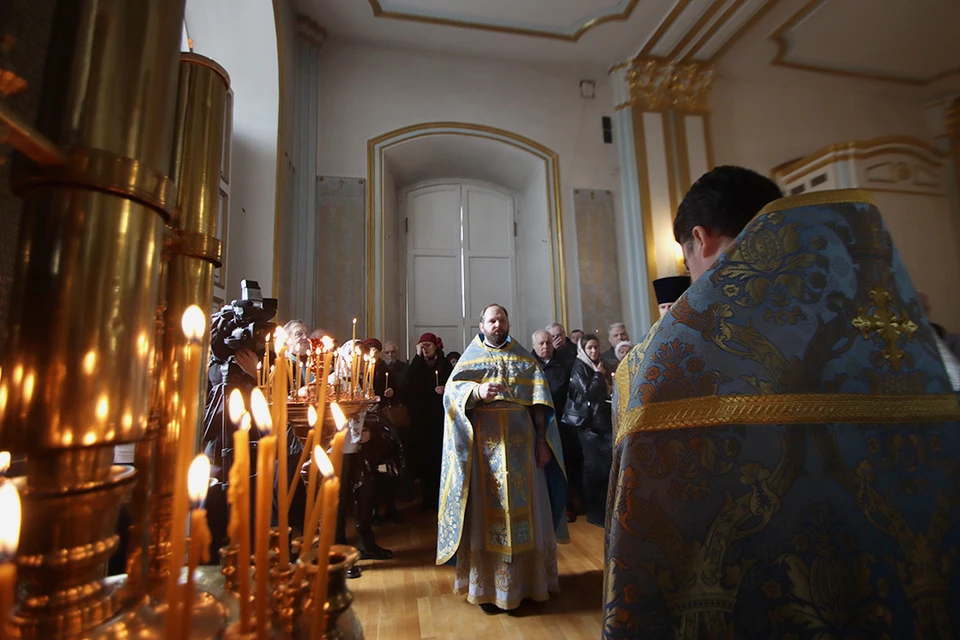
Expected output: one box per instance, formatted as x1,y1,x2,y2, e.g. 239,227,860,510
346,503,605,639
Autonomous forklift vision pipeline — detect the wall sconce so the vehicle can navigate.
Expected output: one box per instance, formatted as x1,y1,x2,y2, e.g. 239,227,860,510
674,243,687,274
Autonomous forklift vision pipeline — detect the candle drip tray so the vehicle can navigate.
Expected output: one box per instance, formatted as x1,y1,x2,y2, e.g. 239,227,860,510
81,569,230,640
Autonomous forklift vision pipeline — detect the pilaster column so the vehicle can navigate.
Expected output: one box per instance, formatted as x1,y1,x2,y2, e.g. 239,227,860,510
610,58,714,329
281,17,324,327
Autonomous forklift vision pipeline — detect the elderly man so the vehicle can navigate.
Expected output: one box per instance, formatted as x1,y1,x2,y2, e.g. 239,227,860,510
604,166,960,638
546,322,577,362
533,329,580,523
438,305,568,613
372,340,410,522
600,322,629,373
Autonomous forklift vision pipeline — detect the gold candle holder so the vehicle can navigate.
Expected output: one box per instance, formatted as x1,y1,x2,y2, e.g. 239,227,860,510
220,545,240,592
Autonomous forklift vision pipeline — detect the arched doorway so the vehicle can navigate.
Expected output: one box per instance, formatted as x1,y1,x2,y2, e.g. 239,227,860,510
367,122,566,350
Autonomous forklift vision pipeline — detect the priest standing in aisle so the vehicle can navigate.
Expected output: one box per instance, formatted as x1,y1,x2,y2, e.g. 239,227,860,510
437,304,568,613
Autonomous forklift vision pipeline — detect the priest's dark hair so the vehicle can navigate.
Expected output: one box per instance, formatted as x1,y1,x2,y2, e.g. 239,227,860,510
673,165,783,244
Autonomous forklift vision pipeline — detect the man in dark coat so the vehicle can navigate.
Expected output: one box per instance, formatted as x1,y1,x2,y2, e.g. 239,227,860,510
533,329,580,522
406,332,453,510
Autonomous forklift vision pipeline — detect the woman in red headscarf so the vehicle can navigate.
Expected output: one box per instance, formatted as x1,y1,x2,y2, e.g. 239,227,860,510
406,332,453,510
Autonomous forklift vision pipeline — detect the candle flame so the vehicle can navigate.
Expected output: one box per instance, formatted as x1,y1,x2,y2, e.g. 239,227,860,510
314,445,334,478
321,336,334,351
331,403,347,431
0,482,21,559
240,412,251,432
274,326,288,347
228,389,246,425
352,318,357,325
307,405,318,427
181,305,206,342
187,454,211,506
250,387,273,433
0,452,9,475
82,350,97,375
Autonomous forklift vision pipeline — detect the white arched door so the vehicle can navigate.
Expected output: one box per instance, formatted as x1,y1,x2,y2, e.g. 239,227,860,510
406,183,517,357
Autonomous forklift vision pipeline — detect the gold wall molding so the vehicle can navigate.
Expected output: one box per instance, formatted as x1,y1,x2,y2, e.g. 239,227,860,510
366,122,567,338
617,58,714,112
296,15,327,49
367,0,639,42
770,0,960,86
771,136,949,184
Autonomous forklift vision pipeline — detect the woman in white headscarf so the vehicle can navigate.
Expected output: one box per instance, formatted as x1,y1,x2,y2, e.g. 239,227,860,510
560,333,612,527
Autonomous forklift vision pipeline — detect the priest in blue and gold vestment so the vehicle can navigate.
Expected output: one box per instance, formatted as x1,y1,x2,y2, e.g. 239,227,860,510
437,303,568,612
605,181,960,638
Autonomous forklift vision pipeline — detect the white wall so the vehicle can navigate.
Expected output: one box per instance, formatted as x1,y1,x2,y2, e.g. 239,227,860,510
184,0,280,300
517,163,554,346
314,41,620,329
710,76,930,174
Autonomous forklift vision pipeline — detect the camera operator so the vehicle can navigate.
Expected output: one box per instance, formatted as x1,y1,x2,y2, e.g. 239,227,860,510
201,281,279,560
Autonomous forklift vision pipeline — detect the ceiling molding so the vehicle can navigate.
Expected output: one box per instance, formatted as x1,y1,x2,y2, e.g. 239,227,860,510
627,0,779,66
366,0,640,42
769,0,960,86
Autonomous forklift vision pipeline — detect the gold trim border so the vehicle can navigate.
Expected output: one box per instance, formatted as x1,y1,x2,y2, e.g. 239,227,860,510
769,0,960,86
617,393,960,444
366,122,567,338
758,187,875,215
367,0,640,42
771,136,950,184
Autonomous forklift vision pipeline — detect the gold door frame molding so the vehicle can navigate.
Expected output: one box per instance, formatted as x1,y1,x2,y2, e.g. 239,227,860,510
366,122,567,337
367,0,639,42
770,0,960,86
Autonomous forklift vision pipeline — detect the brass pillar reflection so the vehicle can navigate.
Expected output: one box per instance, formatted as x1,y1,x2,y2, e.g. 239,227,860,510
0,1,186,637
128,53,229,593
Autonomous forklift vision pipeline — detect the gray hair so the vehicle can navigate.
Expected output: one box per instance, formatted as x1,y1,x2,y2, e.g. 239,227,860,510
532,329,550,344
608,322,626,334
545,322,565,332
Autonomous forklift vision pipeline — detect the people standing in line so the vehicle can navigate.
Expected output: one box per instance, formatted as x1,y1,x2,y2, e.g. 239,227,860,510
533,329,580,523
562,333,612,527
407,332,453,510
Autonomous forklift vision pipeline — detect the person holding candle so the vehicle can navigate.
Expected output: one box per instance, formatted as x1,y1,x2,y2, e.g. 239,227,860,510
406,332,453,511
437,304,568,614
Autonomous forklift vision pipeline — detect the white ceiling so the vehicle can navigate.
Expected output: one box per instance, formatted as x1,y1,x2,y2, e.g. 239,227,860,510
296,0,958,90
771,0,960,85
383,134,543,192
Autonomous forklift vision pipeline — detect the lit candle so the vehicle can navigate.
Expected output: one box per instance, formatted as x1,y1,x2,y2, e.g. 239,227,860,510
317,338,333,421
329,403,348,478
226,391,252,632
250,388,275,640
262,334,270,389
272,328,290,568
285,409,316,514
435,370,439,388
309,448,339,640
165,305,206,640
351,317,357,346
385,371,389,394
0,452,9,477
301,445,324,550
181,455,213,638
0,482,20,640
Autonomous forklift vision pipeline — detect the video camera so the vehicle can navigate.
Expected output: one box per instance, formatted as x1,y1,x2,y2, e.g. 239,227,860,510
210,279,278,364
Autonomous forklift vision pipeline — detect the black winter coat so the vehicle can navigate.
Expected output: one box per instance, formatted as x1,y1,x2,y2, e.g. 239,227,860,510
562,358,612,435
